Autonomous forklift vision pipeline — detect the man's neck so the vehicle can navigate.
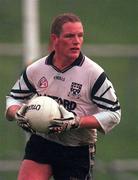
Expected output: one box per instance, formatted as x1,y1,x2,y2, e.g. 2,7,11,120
52,55,75,70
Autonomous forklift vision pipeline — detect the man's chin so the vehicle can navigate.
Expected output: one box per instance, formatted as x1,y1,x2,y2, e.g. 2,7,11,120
70,52,80,59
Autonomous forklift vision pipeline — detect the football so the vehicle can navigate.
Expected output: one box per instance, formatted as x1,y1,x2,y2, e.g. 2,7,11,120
25,96,61,133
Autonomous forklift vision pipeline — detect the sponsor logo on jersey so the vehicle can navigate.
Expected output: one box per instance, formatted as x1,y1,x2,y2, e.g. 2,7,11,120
68,82,82,99
54,74,65,81
38,77,48,88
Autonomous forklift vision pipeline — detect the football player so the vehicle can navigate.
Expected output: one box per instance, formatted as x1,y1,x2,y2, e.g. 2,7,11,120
5,13,121,180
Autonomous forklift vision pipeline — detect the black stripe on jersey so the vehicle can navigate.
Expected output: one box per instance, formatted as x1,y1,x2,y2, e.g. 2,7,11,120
93,96,120,111
10,94,32,100
23,70,36,93
93,101,120,111
11,89,32,93
91,72,106,97
93,96,118,106
100,86,111,97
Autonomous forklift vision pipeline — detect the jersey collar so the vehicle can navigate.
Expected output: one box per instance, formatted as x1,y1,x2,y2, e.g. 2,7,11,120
45,51,85,69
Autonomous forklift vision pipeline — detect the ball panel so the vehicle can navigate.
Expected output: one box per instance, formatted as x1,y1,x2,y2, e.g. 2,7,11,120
25,96,61,133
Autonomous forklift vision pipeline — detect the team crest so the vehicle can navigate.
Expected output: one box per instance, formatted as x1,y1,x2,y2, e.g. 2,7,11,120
68,82,82,99
38,77,48,88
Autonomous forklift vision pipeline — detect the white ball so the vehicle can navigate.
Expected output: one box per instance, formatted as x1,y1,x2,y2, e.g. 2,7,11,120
25,96,61,133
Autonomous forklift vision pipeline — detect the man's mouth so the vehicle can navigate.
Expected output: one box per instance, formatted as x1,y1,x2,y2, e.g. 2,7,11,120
70,47,80,51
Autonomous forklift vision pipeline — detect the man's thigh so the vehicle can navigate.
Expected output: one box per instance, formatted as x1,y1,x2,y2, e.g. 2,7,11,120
18,160,52,180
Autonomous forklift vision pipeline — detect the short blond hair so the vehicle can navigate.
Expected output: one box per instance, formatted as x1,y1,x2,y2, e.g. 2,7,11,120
50,13,81,36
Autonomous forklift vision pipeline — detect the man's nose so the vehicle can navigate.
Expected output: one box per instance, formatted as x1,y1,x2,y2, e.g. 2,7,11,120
73,36,80,44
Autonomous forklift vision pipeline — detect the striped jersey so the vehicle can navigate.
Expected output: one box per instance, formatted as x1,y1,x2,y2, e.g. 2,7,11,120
6,51,121,146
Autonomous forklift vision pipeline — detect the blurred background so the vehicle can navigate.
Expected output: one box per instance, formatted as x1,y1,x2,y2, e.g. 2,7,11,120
0,0,138,179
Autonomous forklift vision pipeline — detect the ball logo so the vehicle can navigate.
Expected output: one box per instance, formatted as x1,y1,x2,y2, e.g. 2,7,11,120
27,104,41,111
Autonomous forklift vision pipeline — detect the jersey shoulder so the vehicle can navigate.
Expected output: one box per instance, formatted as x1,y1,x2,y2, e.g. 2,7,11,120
83,55,104,77
27,56,48,70
26,55,48,76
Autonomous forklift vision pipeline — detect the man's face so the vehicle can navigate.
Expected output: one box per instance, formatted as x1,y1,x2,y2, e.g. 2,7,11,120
53,22,84,61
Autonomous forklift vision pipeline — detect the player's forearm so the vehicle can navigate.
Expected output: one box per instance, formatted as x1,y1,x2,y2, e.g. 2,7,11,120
79,116,104,132
79,110,121,133
5,105,21,121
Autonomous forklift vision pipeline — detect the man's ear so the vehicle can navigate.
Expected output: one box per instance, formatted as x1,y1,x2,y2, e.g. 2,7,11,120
51,33,58,42
49,34,58,51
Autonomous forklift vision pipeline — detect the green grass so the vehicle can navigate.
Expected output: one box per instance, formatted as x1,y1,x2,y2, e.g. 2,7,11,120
0,56,25,160
40,0,138,44
0,0,138,44
0,171,18,180
94,57,138,161
0,0,21,42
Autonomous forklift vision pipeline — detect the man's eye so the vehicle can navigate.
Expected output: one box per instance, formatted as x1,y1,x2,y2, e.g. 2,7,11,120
64,34,83,38
78,33,83,38
65,34,74,38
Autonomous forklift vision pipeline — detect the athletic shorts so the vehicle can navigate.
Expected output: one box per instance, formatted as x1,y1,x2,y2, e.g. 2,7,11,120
24,134,96,180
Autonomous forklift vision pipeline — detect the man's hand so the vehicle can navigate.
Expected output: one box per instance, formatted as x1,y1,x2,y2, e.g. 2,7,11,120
15,104,36,134
48,105,80,134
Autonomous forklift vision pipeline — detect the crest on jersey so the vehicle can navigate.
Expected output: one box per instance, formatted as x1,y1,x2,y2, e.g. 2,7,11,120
38,77,48,88
68,82,82,99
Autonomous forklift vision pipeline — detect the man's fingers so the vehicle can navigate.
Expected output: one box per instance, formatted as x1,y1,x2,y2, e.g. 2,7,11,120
17,104,28,116
52,117,74,123
48,125,66,134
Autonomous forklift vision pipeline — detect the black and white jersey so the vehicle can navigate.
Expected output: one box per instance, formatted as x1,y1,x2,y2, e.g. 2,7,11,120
6,51,121,146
